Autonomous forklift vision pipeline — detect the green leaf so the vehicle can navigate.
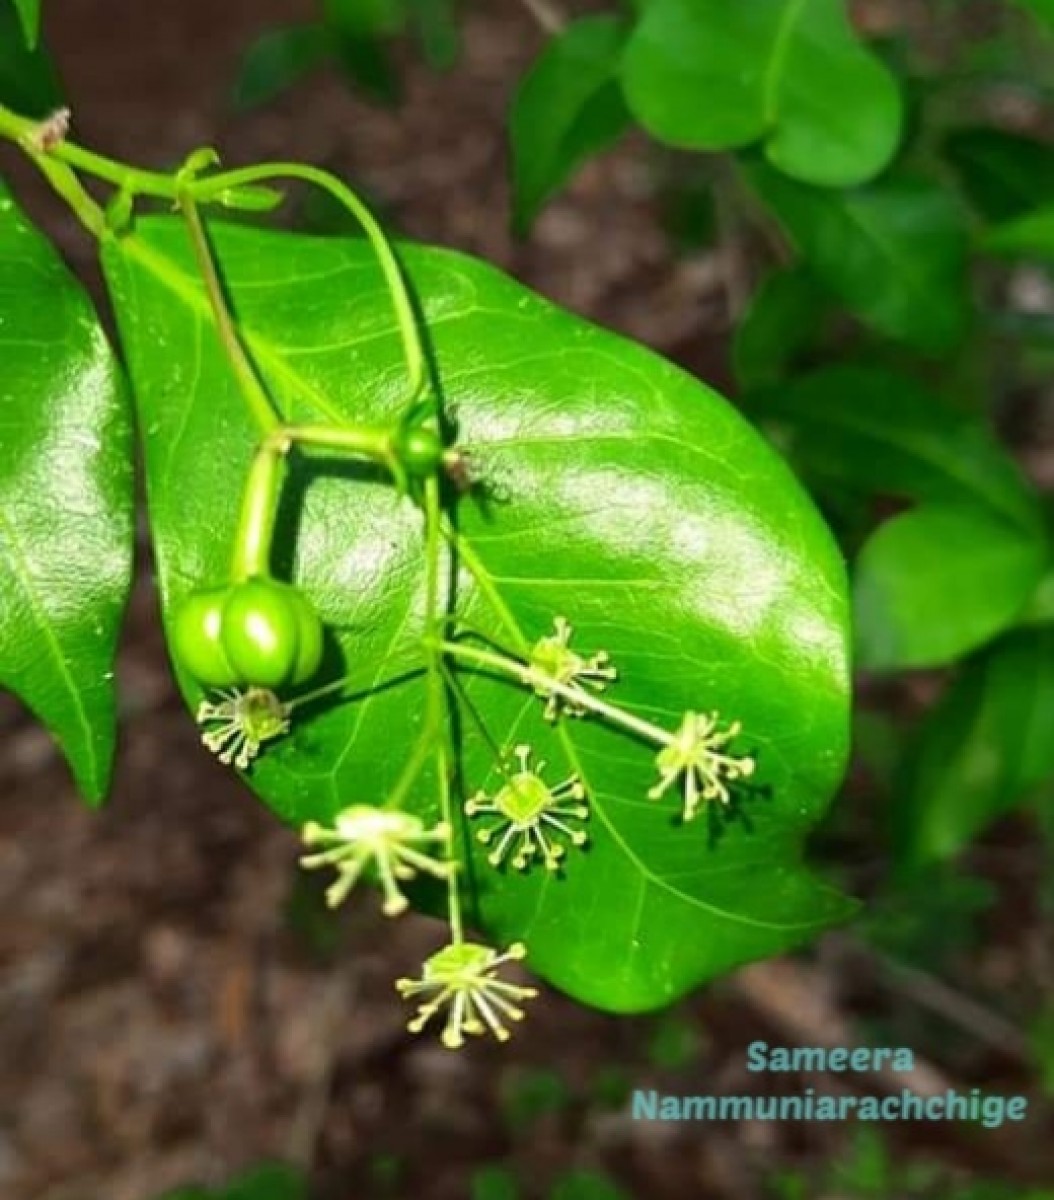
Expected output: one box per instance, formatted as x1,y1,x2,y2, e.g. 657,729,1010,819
408,0,460,69
744,161,971,355
510,16,631,235
10,0,40,48
732,265,828,389
0,1,61,114
0,180,132,804
944,127,1054,222
895,628,1054,864
231,24,332,111
471,1166,521,1200
985,203,1054,259
1014,0,1054,32
854,503,1048,671
159,1164,306,1200
621,0,902,188
103,218,853,1013
744,366,1040,530
550,1172,630,1200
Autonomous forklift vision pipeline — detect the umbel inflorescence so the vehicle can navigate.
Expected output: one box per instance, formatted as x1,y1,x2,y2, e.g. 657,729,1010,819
198,613,756,1048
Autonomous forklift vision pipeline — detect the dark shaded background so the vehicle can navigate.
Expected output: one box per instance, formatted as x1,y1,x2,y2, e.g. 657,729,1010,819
0,3,1051,1198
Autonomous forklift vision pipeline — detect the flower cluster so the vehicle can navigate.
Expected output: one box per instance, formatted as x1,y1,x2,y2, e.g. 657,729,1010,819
528,616,617,721
649,711,756,821
196,687,290,771
464,744,589,871
396,941,537,1048
300,805,453,915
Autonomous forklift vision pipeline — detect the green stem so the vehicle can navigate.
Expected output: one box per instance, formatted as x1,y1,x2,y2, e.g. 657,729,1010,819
178,193,280,434
423,476,463,943
0,105,429,421
231,441,287,580
283,423,394,465
436,637,673,749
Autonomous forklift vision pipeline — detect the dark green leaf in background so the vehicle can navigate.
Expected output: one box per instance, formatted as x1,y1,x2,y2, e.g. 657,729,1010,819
854,502,1047,670
732,265,829,389
0,1,61,115
986,203,1054,259
745,161,971,355
159,1163,307,1200
621,0,902,188
103,219,852,1012
10,0,40,47
744,366,1040,530
894,628,1054,864
0,180,133,803
1014,0,1054,33
231,24,332,111
944,127,1054,222
510,16,631,235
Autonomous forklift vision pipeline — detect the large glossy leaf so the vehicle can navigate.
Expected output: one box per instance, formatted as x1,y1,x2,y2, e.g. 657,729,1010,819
744,161,971,354
744,366,1041,530
854,503,1048,671
0,179,133,802
103,217,852,1013
621,0,902,187
895,629,1054,865
510,16,631,235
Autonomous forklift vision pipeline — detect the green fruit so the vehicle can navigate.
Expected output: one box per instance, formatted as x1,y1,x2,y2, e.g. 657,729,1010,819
395,424,445,478
220,577,325,689
170,586,238,688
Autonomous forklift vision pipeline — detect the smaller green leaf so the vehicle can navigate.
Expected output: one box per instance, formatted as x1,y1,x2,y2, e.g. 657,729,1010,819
944,127,1054,222
159,1164,306,1200
550,1172,630,1200
0,1,60,114
510,16,631,234
745,161,971,354
471,1167,521,1200
10,0,40,47
894,628,1054,864
408,0,460,69
322,0,405,35
621,0,902,187
1014,0,1054,32
732,266,828,389
985,203,1054,259
0,178,133,804
744,366,1040,530
854,503,1047,670
231,24,332,111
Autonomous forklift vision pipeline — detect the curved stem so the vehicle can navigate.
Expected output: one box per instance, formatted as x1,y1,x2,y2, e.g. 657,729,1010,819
178,192,280,434
0,105,430,424
196,163,428,418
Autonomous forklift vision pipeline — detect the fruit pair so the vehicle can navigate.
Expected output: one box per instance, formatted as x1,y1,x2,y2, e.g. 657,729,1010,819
172,577,324,690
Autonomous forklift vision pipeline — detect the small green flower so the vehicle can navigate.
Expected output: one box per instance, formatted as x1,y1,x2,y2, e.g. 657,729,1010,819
396,941,538,1048
465,744,588,871
196,687,291,770
529,616,617,721
300,805,453,915
649,711,755,821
